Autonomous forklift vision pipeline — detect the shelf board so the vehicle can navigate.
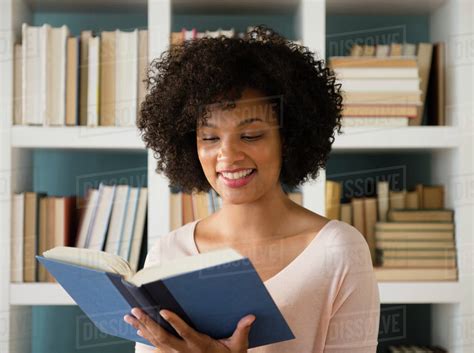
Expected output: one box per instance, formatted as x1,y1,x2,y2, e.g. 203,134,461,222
333,126,460,151
10,281,461,306
11,126,146,150
11,283,75,305
378,281,462,304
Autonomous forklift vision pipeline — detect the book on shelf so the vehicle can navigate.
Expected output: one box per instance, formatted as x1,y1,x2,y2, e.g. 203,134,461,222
342,91,422,105
79,30,93,126
325,180,341,220
99,30,116,127
341,117,410,127
115,29,138,127
413,43,433,126
377,181,389,221
387,209,453,222
65,36,79,126
388,345,448,353
87,35,100,127
426,42,446,126
374,267,457,281
37,246,294,349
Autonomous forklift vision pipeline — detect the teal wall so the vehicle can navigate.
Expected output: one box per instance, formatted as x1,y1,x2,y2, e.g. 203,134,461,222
33,150,147,197
326,15,430,57
28,10,432,353
33,11,148,34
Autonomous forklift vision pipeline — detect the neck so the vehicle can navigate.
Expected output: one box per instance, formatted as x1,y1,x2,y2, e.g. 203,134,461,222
214,184,295,241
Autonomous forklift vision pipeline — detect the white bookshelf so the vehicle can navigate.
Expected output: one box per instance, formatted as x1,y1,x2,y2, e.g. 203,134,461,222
1,0,472,353
9,281,463,306
335,126,460,150
11,126,145,150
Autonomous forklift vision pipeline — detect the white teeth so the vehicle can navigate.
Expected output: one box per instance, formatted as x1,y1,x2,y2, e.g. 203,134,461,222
221,169,254,180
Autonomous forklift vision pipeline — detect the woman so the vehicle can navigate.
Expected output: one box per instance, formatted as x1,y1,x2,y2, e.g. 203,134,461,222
124,25,380,353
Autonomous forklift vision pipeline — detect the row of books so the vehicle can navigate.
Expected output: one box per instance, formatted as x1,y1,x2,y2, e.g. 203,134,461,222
10,183,147,283
170,190,303,230
388,345,447,353
170,26,302,46
11,192,80,282
171,27,241,45
326,181,445,230
14,24,148,128
329,41,445,127
76,183,148,273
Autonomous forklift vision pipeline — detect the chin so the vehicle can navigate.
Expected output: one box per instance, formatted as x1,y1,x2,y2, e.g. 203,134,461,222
219,190,263,206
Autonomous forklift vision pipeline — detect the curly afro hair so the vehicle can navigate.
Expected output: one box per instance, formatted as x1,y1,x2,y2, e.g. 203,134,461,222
138,25,343,193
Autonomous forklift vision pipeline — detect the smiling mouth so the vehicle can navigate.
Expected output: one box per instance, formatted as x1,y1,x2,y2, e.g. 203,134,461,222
218,168,256,180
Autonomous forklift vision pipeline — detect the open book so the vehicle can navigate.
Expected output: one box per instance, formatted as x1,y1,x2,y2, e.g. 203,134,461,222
37,246,294,348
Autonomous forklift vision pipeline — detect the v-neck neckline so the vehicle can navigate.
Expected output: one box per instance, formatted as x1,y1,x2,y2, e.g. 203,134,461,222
186,218,336,285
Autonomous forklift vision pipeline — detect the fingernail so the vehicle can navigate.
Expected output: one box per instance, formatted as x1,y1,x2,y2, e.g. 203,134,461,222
246,315,256,326
131,308,141,319
137,330,142,336
123,315,130,323
160,310,169,320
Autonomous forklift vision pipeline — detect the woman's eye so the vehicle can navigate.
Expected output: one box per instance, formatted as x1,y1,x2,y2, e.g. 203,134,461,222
242,134,263,140
202,137,219,141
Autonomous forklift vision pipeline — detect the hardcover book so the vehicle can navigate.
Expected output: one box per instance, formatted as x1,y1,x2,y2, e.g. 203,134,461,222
37,246,294,348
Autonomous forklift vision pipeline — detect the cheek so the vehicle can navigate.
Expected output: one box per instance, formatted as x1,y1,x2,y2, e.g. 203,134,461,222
197,145,217,174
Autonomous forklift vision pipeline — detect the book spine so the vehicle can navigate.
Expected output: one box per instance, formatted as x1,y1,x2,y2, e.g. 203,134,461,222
106,274,179,338
142,280,195,338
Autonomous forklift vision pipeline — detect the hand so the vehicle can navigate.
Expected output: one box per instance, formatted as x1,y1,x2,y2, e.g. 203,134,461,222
124,307,256,353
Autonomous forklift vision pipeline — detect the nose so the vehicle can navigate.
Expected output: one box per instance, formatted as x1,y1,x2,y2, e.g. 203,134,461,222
217,138,245,163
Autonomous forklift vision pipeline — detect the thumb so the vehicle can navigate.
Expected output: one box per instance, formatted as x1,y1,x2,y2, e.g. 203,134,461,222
229,315,256,348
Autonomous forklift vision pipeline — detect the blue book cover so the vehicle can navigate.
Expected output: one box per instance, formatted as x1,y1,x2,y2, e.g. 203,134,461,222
36,254,295,349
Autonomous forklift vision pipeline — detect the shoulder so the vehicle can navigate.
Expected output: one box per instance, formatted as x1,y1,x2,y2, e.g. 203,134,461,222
143,221,196,268
321,220,373,273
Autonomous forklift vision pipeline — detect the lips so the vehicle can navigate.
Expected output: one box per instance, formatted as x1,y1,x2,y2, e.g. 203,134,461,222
218,169,256,188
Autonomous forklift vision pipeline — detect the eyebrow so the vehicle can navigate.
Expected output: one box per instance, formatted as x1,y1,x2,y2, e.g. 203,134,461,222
201,117,264,128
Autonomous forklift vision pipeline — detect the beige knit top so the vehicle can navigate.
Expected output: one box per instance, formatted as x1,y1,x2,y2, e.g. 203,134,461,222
135,219,380,353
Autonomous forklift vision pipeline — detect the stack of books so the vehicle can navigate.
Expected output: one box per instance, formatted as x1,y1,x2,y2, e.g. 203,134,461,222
325,180,455,277
14,24,148,128
329,41,446,127
171,190,302,231
374,209,456,281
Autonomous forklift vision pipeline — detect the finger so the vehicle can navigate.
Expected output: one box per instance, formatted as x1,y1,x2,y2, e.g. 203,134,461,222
228,315,256,350
159,309,200,342
124,313,156,343
129,308,185,350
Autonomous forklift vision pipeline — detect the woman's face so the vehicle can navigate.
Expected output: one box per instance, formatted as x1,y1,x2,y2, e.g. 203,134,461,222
196,87,283,205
